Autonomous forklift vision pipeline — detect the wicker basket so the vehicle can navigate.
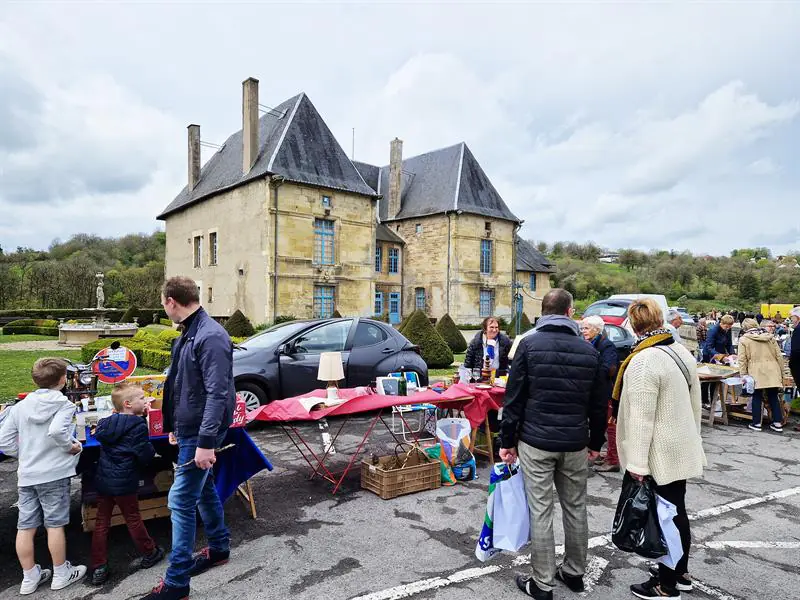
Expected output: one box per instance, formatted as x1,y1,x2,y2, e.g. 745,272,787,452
361,447,441,500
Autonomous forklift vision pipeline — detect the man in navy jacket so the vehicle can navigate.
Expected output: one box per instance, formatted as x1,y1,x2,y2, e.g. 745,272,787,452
790,308,800,391
142,277,235,600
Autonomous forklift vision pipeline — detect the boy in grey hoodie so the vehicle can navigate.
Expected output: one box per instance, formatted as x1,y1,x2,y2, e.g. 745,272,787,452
0,357,88,594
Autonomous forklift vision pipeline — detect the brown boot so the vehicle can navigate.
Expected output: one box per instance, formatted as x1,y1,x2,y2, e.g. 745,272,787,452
593,461,620,473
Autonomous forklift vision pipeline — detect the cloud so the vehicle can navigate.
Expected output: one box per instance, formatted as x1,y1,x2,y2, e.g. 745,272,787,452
746,157,780,175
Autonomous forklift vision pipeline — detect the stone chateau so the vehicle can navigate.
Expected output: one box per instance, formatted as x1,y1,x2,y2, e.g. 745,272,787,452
158,78,554,325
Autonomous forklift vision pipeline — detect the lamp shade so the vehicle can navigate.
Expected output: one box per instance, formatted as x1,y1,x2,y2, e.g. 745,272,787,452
318,351,345,382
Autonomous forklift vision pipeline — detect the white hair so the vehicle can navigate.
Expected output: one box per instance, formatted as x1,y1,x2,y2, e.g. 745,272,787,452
581,315,605,334
666,309,681,321
791,307,800,319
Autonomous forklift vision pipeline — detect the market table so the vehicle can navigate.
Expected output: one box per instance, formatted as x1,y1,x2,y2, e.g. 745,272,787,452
697,363,740,426
248,385,485,494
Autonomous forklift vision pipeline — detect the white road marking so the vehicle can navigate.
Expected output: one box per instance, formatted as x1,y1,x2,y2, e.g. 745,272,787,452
350,485,800,600
700,540,800,550
581,556,609,594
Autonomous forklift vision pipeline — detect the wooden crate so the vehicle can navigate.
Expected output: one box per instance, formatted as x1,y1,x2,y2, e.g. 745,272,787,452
81,495,170,532
361,450,440,500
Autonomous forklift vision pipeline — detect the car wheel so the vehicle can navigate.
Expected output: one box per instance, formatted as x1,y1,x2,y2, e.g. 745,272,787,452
236,382,268,411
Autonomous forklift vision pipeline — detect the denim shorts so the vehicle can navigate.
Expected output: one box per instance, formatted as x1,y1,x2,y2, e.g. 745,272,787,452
17,477,72,529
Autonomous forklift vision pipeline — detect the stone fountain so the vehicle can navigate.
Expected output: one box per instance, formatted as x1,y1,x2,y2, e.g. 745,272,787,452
58,272,139,346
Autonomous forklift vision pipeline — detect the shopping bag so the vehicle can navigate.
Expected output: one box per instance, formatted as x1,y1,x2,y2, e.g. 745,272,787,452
436,418,472,464
655,495,683,569
611,473,667,558
475,462,520,561
424,443,456,486
493,462,530,551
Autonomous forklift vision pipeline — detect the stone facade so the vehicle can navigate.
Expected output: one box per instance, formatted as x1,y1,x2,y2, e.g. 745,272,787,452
515,270,552,319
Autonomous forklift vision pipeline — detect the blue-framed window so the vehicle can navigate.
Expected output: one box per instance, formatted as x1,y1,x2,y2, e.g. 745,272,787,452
321,195,332,208
313,285,335,318
530,273,537,292
389,292,401,318
388,247,399,274
480,240,492,274
479,289,494,318
313,218,335,265
415,287,425,311
374,292,384,316
375,245,382,272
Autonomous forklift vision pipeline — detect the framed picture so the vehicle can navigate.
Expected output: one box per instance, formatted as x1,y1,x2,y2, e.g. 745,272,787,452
376,376,402,396
389,371,420,389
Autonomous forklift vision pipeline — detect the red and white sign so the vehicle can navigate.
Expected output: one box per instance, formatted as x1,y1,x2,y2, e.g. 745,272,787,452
231,394,247,428
92,345,137,384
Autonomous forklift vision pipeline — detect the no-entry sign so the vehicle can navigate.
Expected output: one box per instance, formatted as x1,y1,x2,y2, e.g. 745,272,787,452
92,345,138,384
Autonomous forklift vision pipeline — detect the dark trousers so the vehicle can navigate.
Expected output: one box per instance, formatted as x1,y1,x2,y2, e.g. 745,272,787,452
654,480,690,590
90,494,156,568
700,382,712,405
752,388,783,426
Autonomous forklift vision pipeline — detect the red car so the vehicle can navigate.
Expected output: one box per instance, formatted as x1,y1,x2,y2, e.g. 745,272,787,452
581,299,633,327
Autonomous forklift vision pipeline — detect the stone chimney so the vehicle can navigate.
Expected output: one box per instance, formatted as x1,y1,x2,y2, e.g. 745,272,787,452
388,137,403,218
188,124,200,190
242,77,259,174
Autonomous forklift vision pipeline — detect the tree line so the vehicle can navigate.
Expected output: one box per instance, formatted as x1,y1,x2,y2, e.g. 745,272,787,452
0,233,165,310
533,241,800,310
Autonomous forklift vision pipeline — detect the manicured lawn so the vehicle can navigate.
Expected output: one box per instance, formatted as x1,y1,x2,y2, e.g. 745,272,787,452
0,348,159,401
429,352,465,379
0,333,58,344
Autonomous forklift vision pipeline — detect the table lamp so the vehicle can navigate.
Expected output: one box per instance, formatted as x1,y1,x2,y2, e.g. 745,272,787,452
318,351,345,401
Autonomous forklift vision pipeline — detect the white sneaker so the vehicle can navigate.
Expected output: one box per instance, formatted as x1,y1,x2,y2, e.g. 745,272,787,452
20,567,51,595
50,562,87,590
770,423,783,432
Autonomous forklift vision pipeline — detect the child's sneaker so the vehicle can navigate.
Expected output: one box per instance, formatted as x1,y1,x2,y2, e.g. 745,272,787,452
130,546,166,572
20,565,51,595
91,564,109,586
50,561,87,590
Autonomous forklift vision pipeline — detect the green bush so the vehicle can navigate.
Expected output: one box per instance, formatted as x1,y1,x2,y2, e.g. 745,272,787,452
401,310,454,368
273,315,297,325
455,323,482,330
141,349,172,371
397,313,412,333
224,310,255,337
157,329,181,344
121,306,140,324
508,312,533,337
138,308,167,325
435,313,468,353
253,322,270,332
4,319,59,336
81,339,146,364
0,309,123,321
160,319,173,327
331,309,342,318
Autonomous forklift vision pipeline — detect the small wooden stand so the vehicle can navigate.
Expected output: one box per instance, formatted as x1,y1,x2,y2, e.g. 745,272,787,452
236,480,257,519
470,416,495,460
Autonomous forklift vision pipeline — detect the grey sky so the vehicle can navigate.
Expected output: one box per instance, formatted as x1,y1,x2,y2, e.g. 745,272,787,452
1,2,798,255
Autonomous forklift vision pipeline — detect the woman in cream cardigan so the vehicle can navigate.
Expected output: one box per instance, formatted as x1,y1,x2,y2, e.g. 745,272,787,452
614,298,705,600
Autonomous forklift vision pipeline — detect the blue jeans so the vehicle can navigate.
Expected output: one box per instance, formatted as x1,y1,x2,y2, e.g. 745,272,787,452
752,388,783,426
165,434,229,588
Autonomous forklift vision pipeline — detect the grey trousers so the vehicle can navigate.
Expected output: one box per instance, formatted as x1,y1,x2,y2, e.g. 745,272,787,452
518,441,589,592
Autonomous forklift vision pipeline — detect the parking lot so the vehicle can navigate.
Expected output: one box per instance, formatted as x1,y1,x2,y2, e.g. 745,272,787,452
0,418,797,600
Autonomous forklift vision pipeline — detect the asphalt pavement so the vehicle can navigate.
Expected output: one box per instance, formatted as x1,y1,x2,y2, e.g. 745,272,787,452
0,416,797,600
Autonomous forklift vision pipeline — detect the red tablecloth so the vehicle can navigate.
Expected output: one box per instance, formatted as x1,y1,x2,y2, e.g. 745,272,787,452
248,384,503,428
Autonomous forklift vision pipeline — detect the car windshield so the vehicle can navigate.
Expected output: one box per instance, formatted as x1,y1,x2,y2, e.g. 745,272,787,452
584,302,629,317
239,322,308,349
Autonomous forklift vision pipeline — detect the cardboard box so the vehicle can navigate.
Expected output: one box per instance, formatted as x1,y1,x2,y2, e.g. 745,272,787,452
147,409,164,436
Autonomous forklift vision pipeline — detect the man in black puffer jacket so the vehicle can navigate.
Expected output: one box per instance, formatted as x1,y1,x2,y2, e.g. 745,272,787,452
500,289,606,600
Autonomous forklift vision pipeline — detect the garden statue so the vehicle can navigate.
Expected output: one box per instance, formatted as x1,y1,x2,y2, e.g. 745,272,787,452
95,272,105,310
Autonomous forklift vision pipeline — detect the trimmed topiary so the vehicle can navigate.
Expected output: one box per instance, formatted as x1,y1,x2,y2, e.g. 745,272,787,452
401,310,454,369
273,315,297,325
508,312,533,337
225,310,255,337
435,313,468,353
331,309,342,318
397,312,412,333
121,305,140,324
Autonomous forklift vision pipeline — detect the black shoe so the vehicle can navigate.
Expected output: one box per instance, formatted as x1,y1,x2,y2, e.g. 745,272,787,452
130,546,166,573
647,565,693,592
515,575,553,600
90,565,108,586
555,566,585,592
140,579,190,600
631,576,680,599
186,547,229,577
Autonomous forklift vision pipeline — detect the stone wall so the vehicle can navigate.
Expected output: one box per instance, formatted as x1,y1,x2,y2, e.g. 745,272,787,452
164,179,270,322
516,270,552,319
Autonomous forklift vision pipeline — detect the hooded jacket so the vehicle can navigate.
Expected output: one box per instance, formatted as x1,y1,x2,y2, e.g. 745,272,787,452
501,315,607,452
738,330,785,390
0,389,81,487
94,412,155,496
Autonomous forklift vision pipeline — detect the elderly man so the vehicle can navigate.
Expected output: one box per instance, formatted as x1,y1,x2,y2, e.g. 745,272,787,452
665,309,683,344
790,308,800,393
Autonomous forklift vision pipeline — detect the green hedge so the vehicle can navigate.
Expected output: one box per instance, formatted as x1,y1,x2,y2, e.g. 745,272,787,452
4,319,59,336
160,319,173,327
157,329,181,344
81,338,172,371
0,309,123,320
273,315,297,325
401,310,453,368
142,349,172,371
435,313,468,353
224,310,255,337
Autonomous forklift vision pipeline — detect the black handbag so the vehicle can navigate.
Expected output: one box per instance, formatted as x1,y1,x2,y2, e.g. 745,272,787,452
611,472,667,558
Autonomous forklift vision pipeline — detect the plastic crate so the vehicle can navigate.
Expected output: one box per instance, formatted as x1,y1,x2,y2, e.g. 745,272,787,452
361,449,441,500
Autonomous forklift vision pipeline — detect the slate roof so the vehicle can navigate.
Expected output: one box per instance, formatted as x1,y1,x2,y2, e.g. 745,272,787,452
516,237,556,273
353,143,520,223
376,223,405,245
158,93,378,219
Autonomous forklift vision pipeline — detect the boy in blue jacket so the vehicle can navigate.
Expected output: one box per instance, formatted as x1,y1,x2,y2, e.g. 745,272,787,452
90,383,164,585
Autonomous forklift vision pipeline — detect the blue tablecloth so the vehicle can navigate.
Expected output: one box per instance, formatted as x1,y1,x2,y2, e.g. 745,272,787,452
79,427,272,503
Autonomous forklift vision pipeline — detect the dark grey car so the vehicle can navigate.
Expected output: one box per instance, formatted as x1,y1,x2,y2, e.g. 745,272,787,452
233,318,429,410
